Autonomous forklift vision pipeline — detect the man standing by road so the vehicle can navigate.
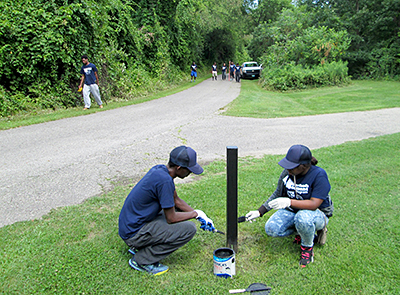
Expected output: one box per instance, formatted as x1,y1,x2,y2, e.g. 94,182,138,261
190,62,197,82
78,55,103,110
118,146,216,275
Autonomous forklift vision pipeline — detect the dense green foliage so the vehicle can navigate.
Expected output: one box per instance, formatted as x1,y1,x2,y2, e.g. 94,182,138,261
254,8,351,90
1,0,399,115
0,0,248,116
296,0,400,78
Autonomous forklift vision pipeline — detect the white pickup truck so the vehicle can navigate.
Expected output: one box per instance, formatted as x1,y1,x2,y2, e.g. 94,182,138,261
240,61,262,79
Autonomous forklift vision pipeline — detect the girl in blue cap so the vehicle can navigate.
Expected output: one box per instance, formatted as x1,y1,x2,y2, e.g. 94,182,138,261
245,144,334,267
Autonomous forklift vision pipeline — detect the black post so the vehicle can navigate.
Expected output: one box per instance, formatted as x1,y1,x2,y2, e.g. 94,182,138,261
226,146,238,252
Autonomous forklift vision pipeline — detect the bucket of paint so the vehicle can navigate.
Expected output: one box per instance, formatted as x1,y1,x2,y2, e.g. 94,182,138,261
213,247,235,278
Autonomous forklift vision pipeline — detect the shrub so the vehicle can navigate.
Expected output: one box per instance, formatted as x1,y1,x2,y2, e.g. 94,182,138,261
260,61,350,91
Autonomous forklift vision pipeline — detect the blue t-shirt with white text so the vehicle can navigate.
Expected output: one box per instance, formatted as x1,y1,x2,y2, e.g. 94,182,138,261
282,165,331,213
80,63,98,85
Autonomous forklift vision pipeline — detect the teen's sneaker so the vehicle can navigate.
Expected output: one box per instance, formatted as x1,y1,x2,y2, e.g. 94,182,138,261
299,246,314,268
316,227,328,245
129,257,169,276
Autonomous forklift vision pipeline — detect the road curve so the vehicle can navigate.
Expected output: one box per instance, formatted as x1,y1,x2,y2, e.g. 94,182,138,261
1,78,400,227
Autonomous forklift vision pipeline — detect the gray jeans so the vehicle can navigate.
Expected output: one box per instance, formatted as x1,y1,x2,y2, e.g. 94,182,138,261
123,213,197,265
83,84,102,108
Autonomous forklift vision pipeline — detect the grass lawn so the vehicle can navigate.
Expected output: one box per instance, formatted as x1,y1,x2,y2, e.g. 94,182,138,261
224,80,400,118
1,134,400,294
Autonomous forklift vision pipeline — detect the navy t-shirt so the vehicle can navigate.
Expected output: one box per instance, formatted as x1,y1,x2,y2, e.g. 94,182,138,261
282,165,331,213
80,63,98,85
118,165,175,240
212,65,217,71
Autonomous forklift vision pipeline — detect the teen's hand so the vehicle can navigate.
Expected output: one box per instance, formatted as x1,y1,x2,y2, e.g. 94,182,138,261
269,198,291,210
245,210,260,222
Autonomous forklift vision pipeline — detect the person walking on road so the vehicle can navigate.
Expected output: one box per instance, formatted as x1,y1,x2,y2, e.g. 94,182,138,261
222,63,227,80
211,62,218,81
244,144,334,268
235,63,241,83
78,55,103,110
118,146,217,275
229,61,235,81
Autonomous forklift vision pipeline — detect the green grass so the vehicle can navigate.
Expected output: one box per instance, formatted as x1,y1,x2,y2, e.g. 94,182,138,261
1,134,400,294
224,80,400,118
0,75,209,130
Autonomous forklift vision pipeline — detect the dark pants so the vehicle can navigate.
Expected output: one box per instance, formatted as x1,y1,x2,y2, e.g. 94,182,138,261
124,213,197,265
235,71,240,82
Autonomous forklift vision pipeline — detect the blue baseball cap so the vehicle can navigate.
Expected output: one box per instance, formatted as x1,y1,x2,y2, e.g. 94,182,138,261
278,145,312,170
170,146,203,175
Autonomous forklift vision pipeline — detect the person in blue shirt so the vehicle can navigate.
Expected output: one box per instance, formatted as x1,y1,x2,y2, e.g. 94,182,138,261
222,63,227,80
211,62,217,81
78,55,103,110
245,145,334,268
119,146,216,275
190,62,197,82
229,61,235,81
235,63,241,82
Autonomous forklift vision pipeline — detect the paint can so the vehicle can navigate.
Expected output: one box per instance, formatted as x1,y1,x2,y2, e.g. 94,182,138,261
213,247,235,278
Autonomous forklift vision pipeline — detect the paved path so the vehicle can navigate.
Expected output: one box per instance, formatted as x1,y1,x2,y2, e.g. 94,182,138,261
1,78,400,227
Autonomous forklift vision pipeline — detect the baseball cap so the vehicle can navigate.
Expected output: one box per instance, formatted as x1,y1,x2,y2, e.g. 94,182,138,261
169,146,203,175
278,145,312,170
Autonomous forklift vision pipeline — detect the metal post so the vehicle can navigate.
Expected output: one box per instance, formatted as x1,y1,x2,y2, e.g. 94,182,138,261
226,146,238,252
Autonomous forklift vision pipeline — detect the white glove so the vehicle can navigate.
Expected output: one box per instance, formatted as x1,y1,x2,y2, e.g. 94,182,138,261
269,197,291,210
194,209,215,231
245,210,260,223
194,209,207,220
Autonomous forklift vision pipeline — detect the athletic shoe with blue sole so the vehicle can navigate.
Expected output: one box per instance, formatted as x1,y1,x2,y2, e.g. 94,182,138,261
129,257,169,276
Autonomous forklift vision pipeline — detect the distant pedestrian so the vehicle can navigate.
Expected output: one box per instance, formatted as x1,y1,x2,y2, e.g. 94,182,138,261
78,55,103,110
235,63,241,83
211,62,217,81
229,62,235,81
222,63,227,80
190,62,197,82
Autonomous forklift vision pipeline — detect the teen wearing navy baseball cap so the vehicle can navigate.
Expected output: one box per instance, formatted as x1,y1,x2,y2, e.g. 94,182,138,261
278,144,312,170
169,145,203,175
244,144,334,268
118,146,214,275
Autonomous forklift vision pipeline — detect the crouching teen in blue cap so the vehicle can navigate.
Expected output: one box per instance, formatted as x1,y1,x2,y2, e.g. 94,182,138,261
118,146,215,275
245,144,334,267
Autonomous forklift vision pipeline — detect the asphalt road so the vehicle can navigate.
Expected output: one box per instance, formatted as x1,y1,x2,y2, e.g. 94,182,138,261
1,78,400,228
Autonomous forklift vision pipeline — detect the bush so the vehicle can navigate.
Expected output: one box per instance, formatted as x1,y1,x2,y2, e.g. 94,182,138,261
260,61,350,91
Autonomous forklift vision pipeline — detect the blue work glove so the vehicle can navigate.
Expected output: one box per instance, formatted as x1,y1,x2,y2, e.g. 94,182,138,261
194,209,215,232
198,217,216,232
